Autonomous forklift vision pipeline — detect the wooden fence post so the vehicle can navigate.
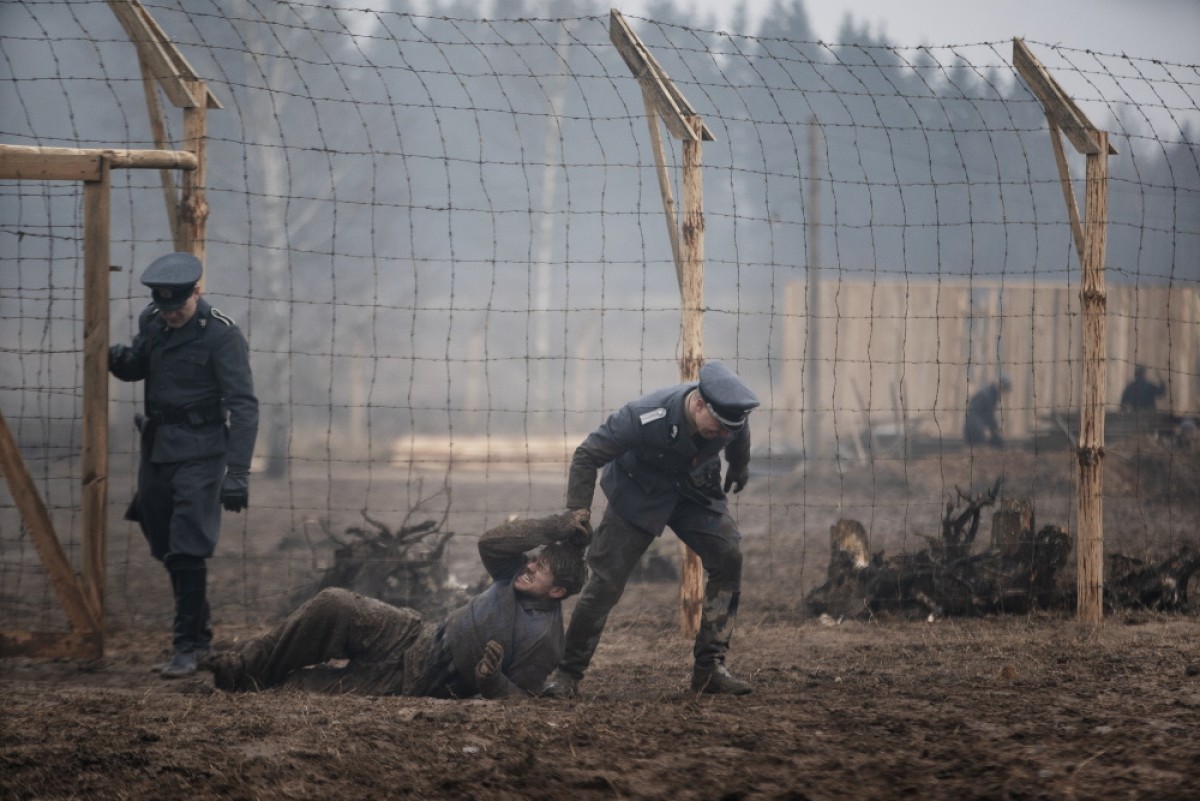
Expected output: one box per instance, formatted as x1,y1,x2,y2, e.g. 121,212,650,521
610,10,716,637
1076,131,1110,624
677,116,707,635
1013,38,1115,624
81,157,111,622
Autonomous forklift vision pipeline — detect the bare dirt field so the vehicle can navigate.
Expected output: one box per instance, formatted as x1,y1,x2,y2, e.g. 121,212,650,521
3,440,1200,800
4,605,1199,800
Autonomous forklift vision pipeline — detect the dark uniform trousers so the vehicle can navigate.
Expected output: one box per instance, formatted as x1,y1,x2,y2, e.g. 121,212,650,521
560,504,742,679
137,449,226,654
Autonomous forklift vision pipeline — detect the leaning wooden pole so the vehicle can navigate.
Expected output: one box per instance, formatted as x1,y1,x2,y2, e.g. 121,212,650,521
179,80,210,262
136,50,184,250
643,100,683,285
0,409,100,646
1076,131,1109,624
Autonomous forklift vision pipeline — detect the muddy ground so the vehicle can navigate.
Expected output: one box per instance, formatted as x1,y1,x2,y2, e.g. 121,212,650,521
3,441,1200,800
4,605,1199,800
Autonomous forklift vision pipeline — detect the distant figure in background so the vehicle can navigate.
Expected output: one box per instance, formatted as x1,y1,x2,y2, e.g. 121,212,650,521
964,376,1011,448
1120,365,1166,413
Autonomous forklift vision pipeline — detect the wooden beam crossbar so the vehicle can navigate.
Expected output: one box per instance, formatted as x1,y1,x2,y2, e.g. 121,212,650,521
0,144,198,181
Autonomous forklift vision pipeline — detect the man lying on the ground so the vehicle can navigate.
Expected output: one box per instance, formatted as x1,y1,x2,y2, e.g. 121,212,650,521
205,511,590,698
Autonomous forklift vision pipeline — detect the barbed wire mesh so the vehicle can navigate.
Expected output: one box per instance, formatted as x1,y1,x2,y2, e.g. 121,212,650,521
1,1,1197,638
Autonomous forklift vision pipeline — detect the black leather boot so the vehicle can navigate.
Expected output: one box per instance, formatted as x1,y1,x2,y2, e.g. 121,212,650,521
692,588,751,695
162,559,208,679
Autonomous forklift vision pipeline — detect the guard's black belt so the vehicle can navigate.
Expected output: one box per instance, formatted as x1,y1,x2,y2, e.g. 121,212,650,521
148,400,225,426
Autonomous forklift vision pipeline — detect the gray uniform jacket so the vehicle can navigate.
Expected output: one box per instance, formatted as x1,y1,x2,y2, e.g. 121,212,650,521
436,517,568,697
110,298,258,469
566,382,751,535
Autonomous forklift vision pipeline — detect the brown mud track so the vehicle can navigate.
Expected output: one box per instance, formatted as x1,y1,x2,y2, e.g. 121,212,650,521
4,587,1199,801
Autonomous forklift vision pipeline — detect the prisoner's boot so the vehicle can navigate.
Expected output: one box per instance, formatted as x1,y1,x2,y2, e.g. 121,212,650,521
691,662,752,696
541,667,582,699
205,649,251,692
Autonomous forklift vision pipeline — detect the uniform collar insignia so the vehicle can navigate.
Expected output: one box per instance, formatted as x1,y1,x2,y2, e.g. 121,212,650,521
669,424,679,441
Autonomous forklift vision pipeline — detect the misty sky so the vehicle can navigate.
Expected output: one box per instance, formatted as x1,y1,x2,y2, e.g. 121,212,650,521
609,0,1199,63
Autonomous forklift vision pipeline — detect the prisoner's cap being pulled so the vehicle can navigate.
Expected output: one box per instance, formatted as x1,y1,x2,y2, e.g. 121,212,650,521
698,361,760,431
141,252,202,311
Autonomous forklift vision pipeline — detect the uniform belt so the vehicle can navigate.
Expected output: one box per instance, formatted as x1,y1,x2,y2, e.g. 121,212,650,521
149,400,225,426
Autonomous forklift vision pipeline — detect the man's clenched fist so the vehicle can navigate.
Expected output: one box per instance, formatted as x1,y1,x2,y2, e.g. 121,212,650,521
476,639,504,680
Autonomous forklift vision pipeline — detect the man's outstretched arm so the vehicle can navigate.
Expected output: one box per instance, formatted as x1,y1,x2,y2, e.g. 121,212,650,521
477,512,588,580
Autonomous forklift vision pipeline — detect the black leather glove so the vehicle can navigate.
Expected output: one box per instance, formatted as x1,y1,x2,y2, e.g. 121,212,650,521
108,344,133,372
220,469,250,512
723,465,749,494
567,508,592,547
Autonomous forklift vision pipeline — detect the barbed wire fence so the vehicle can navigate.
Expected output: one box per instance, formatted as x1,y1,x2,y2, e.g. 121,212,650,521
1,1,1197,640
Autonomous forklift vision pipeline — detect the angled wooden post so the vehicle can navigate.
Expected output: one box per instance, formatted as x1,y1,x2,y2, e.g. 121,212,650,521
0,409,101,656
610,10,716,637
1013,38,1116,624
107,0,222,262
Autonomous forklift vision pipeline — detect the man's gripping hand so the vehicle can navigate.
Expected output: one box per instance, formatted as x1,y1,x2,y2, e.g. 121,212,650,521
723,465,749,494
221,470,250,512
476,640,504,681
567,508,592,547
108,344,133,373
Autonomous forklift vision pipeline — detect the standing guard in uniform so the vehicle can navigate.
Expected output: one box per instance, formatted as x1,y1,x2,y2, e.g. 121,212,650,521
109,252,258,679
542,361,760,698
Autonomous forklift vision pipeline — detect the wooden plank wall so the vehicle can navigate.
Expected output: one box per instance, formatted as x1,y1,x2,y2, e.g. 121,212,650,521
779,278,1198,452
